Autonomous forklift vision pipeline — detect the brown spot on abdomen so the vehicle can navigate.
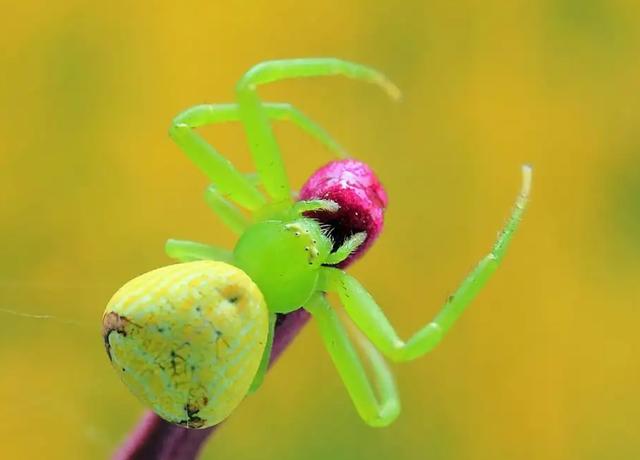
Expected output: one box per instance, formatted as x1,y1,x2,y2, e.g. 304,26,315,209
102,311,136,361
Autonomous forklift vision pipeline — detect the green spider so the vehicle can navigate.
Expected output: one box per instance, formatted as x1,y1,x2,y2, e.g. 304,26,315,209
102,58,532,429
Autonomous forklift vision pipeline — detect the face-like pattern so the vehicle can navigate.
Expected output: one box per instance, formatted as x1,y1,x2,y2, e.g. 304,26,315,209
103,261,268,428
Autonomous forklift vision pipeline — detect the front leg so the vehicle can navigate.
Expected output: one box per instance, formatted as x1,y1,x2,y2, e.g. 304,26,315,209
169,121,265,211
320,166,532,362
173,103,349,159
235,58,401,203
292,199,340,215
248,313,276,393
203,184,249,235
325,232,367,266
305,293,400,427
165,239,233,264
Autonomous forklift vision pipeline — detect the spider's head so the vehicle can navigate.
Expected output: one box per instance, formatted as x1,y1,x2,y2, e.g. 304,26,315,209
232,217,332,314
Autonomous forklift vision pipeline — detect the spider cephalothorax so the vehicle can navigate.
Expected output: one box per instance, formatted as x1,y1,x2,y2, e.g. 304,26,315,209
102,58,531,429
234,214,335,313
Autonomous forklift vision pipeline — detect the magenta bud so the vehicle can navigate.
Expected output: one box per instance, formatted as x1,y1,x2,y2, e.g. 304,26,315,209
299,159,388,267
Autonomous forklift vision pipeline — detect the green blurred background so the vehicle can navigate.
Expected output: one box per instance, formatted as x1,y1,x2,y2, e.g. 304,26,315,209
1,0,639,459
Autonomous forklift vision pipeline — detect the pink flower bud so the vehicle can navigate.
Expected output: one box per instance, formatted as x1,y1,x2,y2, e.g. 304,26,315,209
299,159,388,267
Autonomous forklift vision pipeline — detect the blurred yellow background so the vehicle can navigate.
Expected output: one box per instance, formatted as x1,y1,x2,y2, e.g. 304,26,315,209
1,0,639,459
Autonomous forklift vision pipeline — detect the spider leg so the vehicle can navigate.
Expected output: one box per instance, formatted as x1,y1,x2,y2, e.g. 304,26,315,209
319,166,532,362
174,103,349,159
235,58,401,204
204,185,250,235
292,199,340,215
248,313,276,394
172,101,350,213
169,121,265,212
164,239,233,264
325,232,367,266
305,293,400,427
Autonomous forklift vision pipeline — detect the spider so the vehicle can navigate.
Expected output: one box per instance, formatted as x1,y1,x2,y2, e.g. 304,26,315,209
102,58,532,429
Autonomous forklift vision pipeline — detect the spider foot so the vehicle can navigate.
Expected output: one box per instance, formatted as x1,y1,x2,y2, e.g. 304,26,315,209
292,199,340,215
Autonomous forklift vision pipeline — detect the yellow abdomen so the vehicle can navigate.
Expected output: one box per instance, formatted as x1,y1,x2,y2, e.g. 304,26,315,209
102,260,268,428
